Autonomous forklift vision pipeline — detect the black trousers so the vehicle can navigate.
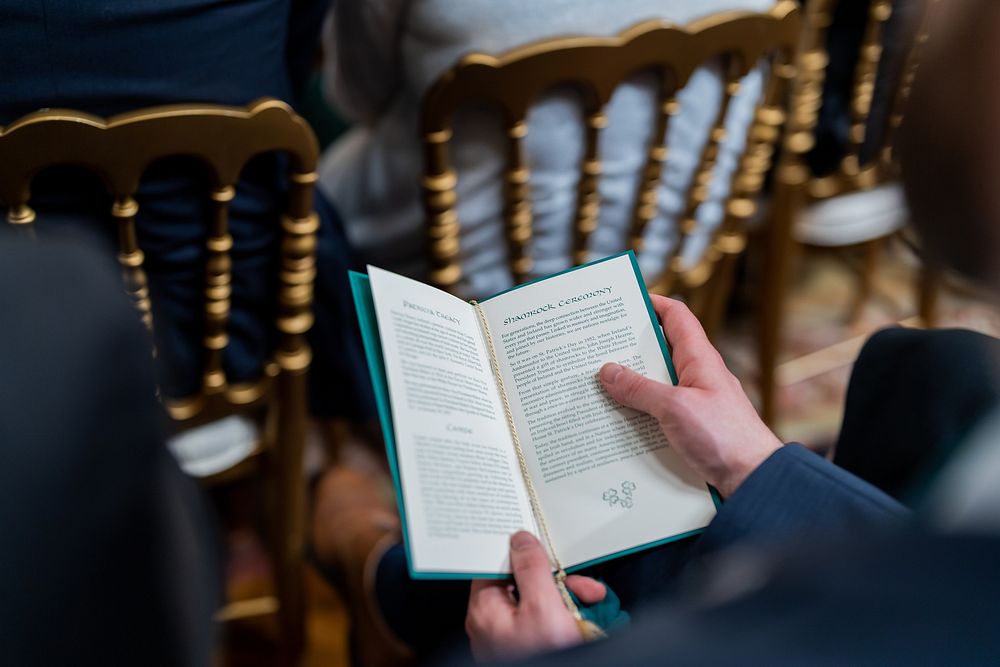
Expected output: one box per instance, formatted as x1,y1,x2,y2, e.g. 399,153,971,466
834,326,1000,502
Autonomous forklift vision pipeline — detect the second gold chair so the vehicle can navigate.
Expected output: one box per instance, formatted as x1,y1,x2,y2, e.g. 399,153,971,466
418,2,801,421
0,98,319,665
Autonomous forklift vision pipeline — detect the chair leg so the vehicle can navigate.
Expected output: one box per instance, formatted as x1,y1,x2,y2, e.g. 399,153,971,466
274,371,309,666
701,250,739,340
848,238,882,325
918,259,942,328
685,278,711,330
759,247,787,427
759,173,804,428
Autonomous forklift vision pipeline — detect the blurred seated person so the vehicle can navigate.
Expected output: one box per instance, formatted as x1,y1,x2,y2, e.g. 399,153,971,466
805,0,921,177
319,0,772,298
312,0,1000,662
794,0,923,246
0,231,218,666
0,0,375,423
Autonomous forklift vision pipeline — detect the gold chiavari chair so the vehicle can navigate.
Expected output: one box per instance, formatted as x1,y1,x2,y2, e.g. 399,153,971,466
760,0,934,424
0,98,317,664
419,2,801,342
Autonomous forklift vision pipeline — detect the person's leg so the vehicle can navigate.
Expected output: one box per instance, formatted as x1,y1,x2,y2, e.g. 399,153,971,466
309,190,377,420
313,466,476,664
834,327,1000,502
374,546,471,657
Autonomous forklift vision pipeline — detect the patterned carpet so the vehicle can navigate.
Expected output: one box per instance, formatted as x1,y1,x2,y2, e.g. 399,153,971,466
719,237,1000,449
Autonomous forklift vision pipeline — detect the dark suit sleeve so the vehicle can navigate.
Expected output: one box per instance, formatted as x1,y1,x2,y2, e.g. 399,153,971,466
695,444,907,556
504,448,932,667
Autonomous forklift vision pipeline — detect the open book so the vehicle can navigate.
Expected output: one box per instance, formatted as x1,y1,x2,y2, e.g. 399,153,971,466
350,252,717,579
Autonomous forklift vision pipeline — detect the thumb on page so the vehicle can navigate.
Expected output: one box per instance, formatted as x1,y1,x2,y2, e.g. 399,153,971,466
599,363,673,421
508,532,567,611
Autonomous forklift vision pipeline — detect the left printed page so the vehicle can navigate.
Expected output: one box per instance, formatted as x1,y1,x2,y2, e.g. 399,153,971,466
363,266,538,577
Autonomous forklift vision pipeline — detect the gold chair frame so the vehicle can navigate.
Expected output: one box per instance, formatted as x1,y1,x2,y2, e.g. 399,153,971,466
420,1,801,337
0,98,318,663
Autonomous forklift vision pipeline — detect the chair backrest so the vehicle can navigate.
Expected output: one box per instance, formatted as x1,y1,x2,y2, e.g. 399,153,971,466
781,0,932,201
0,97,318,659
420,1,801,311
0,98,319,429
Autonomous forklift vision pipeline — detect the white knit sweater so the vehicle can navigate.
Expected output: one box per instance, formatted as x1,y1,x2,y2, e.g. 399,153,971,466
320,0,773,298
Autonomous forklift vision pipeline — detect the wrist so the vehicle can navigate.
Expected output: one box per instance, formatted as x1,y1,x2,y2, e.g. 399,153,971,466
717,440,783,497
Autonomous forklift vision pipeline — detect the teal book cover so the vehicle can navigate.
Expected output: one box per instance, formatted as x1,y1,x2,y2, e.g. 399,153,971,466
349,251,715,580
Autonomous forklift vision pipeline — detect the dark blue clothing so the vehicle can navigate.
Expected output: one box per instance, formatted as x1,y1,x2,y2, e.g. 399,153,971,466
374,327,1000,664
1,0,310,118
376,445,908,661
0,0,375,418
836,327,1000,502
520,529,1000,667
804,0,921,176
0,234,219,667
695,443,906,552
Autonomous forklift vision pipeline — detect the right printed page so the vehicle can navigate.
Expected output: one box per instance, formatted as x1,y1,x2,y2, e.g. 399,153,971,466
480,252,717,569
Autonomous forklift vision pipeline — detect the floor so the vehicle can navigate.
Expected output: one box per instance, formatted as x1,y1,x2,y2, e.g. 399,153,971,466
219,558,349,667
720,238,1000,448
221,237,1000,666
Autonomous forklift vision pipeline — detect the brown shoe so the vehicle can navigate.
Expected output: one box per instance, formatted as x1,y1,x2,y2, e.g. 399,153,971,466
311,467,414,667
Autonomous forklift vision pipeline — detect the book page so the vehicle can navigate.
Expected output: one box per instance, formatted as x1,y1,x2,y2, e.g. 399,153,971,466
367,267,537,576
480,253,716,569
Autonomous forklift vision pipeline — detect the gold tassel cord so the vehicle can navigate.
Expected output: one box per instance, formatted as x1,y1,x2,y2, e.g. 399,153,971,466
470,300,606,641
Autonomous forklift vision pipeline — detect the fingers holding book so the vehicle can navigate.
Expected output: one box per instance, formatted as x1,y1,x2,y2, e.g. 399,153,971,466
599,298,782,498
466,532,605,662
648,295,730,385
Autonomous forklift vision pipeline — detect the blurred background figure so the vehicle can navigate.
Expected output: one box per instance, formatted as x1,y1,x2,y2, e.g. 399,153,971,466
0,232,218,667
319,0,772,298
0,3,374,664
804,0,920,177
0,0,375,424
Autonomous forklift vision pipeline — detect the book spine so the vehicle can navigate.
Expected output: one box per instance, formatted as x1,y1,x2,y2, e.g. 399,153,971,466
469,300,596,629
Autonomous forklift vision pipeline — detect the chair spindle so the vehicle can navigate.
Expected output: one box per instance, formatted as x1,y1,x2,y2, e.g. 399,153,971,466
882,0,936,170
571,110,606,266
666,70,741,292
423,128,462,288
112,195,153,331
203,184,235,392
628,95,679,252
843,0,893,176
504,119,534,283
7,203,37,238
276,171,318,375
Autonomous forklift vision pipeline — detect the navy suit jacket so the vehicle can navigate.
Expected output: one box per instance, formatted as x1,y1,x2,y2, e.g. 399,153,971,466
513,446,1000,666
402,445,921,662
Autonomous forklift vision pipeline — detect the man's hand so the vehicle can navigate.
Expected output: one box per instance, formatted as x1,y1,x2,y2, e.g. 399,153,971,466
599,295,782,497
466,531,606,662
